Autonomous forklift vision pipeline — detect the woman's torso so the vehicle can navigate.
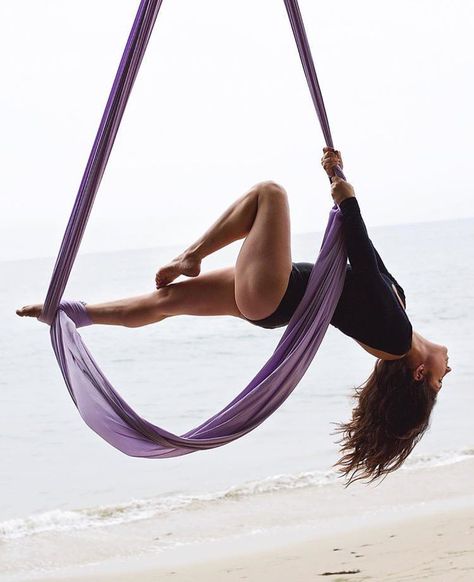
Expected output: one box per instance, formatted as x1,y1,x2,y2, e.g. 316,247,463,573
331,263,412,357
244,261,413,358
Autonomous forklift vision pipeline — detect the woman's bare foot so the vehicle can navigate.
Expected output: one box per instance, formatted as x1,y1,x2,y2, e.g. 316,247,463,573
155,252,201,288
16,304,43,318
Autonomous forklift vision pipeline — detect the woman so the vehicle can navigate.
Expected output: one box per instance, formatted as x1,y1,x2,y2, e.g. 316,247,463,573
17,147,451,484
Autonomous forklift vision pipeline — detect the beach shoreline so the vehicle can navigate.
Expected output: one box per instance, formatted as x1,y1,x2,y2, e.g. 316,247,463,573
5,457,473,582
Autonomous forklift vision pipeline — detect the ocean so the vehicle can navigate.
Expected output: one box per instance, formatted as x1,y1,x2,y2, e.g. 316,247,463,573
1,217,473,577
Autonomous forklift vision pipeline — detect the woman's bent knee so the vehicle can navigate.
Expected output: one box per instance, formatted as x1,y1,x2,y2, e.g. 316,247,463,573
254,180,287,198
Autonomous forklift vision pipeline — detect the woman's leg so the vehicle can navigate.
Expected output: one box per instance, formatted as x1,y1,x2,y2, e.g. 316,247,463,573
17,181,292,325
233,182,292,320
16,267,242,325
91,177,292,325
156,180,292,320
87,267,241,327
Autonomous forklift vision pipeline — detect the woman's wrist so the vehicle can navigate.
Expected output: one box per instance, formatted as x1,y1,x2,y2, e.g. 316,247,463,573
331,178,356,206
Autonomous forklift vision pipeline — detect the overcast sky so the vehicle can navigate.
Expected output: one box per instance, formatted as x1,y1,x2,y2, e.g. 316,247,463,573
1,0,473,261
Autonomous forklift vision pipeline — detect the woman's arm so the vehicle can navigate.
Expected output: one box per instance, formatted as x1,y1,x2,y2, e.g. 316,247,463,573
339,195,407,305
338,198,408,314
321,148,380,275
338,197,380,276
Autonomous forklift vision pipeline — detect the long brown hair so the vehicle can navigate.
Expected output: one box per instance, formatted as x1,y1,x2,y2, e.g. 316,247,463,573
334,358,437,485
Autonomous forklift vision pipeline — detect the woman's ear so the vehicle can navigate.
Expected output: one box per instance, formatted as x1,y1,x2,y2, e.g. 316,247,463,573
412,364,425,382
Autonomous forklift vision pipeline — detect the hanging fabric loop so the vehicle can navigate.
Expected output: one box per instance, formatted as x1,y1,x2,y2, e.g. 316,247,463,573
37,0,349,458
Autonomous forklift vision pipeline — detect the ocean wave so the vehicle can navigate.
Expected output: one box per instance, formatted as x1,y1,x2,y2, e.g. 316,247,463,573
1,447,473,541
403,448,474,469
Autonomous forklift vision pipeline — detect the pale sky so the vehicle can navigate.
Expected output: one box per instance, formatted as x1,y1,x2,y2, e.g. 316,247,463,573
1,0,473,261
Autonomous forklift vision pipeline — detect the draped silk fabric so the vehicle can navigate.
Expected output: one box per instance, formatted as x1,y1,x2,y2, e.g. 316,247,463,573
39,0,348,457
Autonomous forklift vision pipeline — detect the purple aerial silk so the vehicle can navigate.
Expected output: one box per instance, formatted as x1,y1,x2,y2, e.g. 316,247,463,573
40,0,348,458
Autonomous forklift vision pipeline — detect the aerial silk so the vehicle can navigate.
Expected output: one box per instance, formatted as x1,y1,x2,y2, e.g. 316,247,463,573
39,0,347,458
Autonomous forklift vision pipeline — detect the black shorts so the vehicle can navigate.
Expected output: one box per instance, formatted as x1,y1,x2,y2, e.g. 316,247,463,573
243,262,314,329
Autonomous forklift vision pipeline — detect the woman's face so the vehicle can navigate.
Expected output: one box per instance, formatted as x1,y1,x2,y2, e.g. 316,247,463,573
426,345,452,392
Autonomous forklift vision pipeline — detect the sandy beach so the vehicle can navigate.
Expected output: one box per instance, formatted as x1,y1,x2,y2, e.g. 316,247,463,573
75,509,474,582
34,506,474,582
15,457,472,582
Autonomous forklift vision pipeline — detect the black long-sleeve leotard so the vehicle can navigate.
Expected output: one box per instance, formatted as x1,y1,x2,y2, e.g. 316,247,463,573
244,197,413,356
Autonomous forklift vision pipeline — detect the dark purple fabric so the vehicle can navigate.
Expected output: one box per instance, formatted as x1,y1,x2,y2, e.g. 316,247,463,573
40,0,348,457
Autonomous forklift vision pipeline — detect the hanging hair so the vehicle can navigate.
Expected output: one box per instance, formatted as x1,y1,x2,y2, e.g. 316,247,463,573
334,357,438,485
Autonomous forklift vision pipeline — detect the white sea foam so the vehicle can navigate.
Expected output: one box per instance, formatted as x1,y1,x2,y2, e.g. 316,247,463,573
1,448,472,541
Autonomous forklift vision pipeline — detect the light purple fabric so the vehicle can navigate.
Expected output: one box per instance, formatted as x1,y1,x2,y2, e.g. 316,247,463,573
39,0,348,457
58,301,92,328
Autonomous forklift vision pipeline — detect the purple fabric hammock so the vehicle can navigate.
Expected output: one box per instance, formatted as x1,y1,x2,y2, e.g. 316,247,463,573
39,0,347,458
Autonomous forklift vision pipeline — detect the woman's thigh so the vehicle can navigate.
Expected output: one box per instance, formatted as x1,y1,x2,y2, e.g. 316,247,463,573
234,181,292,320
159,266,243,318
89,267,242,327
